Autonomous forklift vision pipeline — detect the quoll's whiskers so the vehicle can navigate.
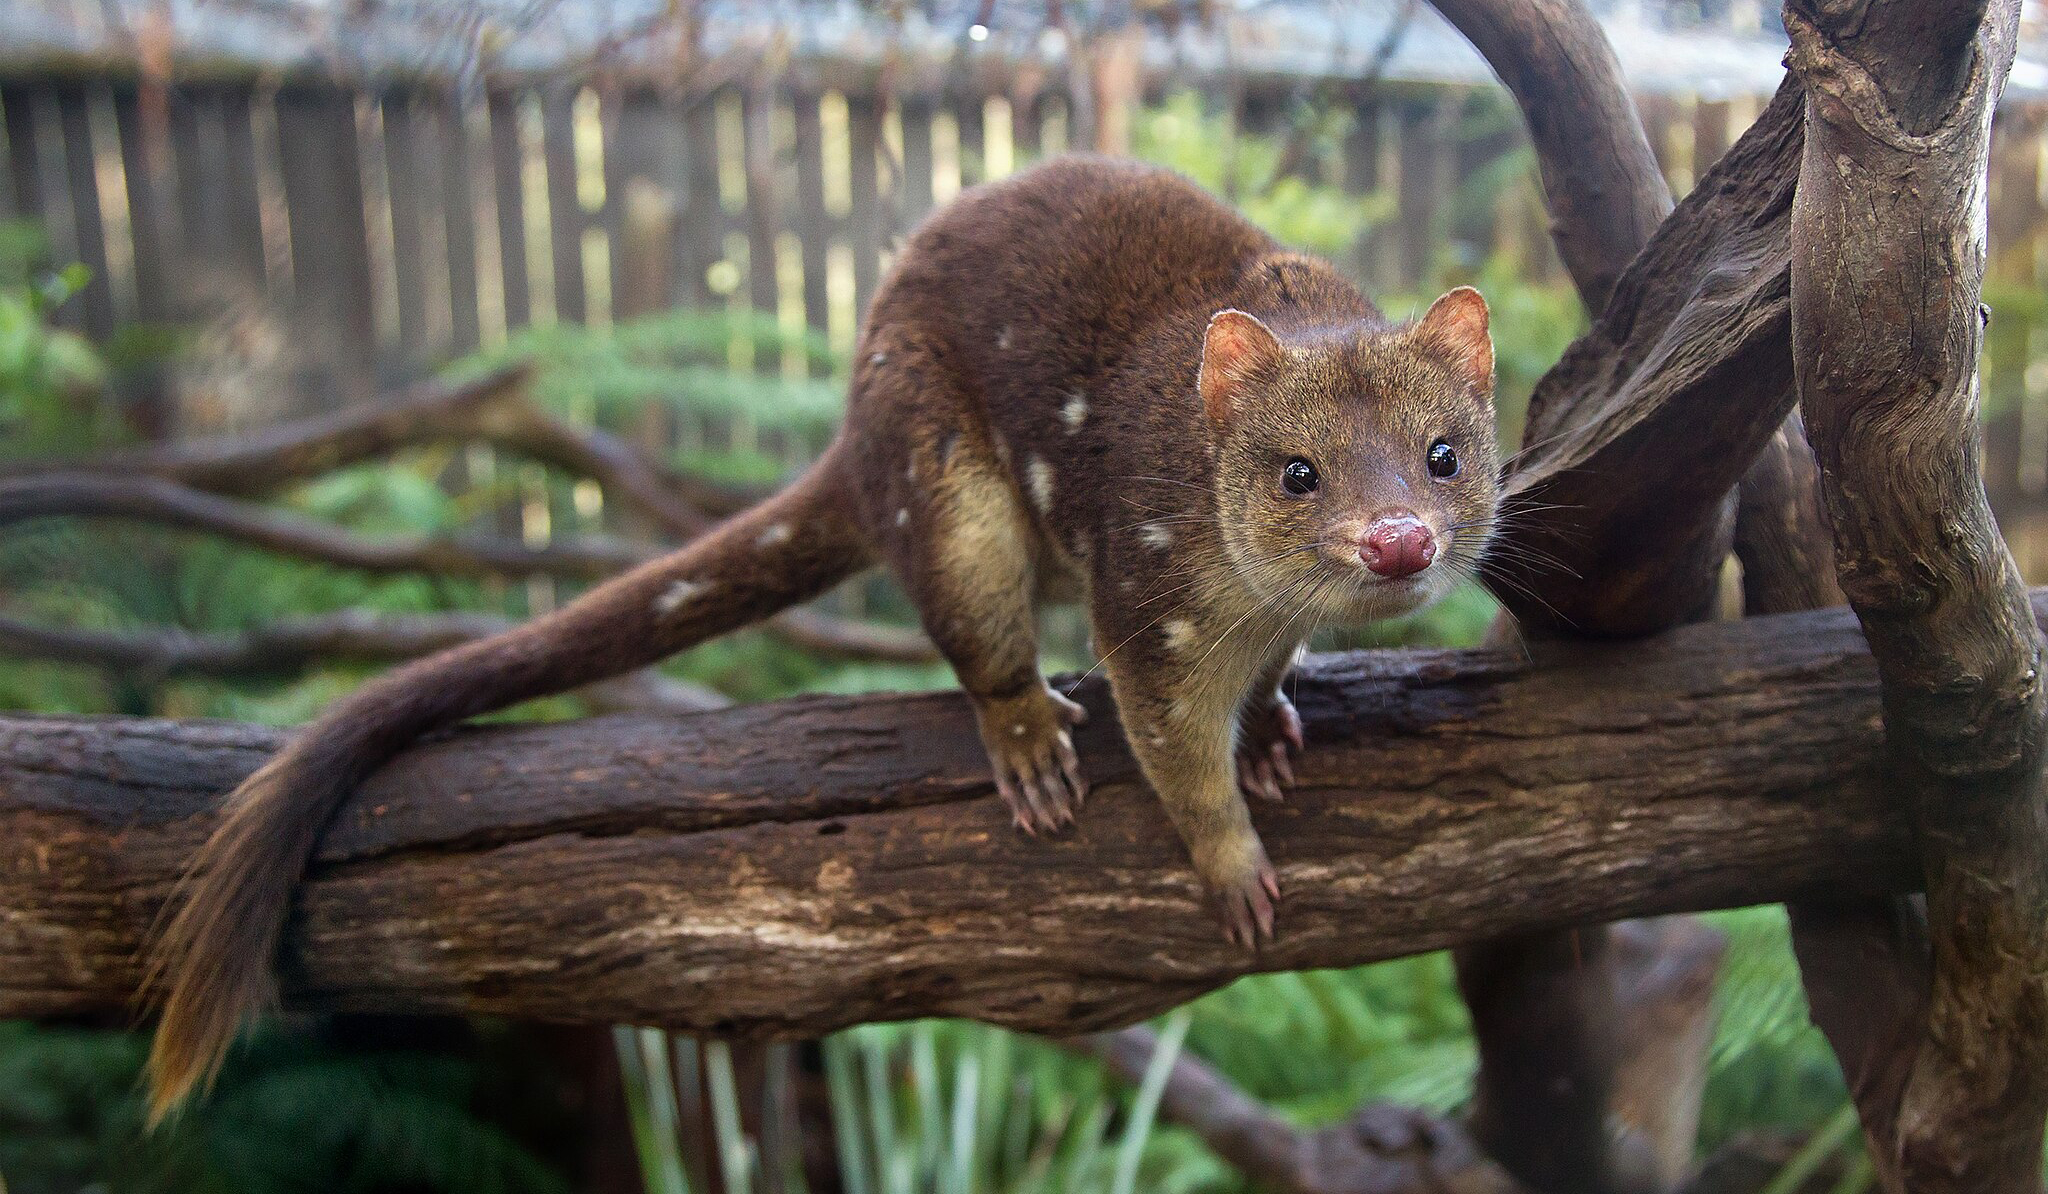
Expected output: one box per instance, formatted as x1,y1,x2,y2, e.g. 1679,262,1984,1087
1189,566,1325,675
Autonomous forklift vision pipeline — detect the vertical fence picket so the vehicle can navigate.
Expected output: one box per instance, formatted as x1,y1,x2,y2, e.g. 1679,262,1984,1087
438,92,482,356
541,86,588,326
681,93,723,310
847,95,883,338
273,86,376,409
487,90,534,333
382,93,434,371
793,89,831,374
111,89,171,324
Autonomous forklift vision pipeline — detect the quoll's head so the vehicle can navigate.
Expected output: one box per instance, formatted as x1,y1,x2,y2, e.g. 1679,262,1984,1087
1201,287,1500,623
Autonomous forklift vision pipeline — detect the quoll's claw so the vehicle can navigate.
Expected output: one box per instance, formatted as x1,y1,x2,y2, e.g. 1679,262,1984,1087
1207,846,1280,949
978,685,1092,837
1236,693,1305,804
1276,701,1305,754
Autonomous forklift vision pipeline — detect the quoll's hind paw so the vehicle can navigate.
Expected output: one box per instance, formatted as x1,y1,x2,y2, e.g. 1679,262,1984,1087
1201,838,1280,948
975,684,1090,837
1237,693,1304,804
1216,860,1281,948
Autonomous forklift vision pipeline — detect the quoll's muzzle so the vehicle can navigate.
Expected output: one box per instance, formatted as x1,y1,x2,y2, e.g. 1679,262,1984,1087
1360,512,1436,578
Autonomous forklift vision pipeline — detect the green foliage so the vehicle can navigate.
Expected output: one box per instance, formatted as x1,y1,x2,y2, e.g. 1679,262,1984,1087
449,307,844,440
1135,92,1394,255
0,1021,568,1194
0,220,113,460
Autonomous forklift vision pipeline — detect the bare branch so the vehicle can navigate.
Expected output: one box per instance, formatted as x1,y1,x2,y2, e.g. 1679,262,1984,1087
1423,0,1671,311
1073,1028,1524,1194
0,365,769,534
0,473,647,579
0,473,939,664
1490,76,1804,636
0,366,534,497
0,611,730,712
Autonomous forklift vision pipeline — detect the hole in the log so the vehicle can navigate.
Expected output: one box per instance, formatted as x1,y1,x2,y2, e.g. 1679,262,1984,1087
817,820,847,835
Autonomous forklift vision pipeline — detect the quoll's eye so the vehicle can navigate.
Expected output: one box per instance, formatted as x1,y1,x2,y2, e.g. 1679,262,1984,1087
1427,439,1460,479
1281,457,1320,496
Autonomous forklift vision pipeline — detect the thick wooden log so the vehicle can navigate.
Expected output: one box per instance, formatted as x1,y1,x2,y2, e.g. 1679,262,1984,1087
13,591,2012,1033
1786,0,2046,1185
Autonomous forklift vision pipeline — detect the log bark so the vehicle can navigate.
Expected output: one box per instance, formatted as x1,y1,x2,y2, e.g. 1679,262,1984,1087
1785,0,2046,1184
1735,417,1927,1191
1494,76,1804,637
10,591,2008,1033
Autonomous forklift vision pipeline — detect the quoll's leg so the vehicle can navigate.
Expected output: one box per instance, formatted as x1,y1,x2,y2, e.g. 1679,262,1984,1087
1236,650,1305,805
1103,652,1279,946
855,345,1086,834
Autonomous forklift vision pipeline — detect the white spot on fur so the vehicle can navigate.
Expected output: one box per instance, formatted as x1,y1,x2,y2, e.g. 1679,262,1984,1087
905,462,918,482
1060,391,1089,432
1162,619,1197,652
869,351,888,365
1141,522,1174,549
997,325,1013,350
1027,456,1055,514
655,579,709,615
755,522,792,548
1011,723,1027,737
896,507,911,527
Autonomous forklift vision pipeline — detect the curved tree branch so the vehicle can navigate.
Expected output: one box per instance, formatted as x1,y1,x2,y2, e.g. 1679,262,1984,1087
0,611,731,713
1491,76,1804,637
0,473,649,579
0,474,941,664
1423,0,1671,311
0,365,771,535
1074,1028,1524,1194
0,366,535,497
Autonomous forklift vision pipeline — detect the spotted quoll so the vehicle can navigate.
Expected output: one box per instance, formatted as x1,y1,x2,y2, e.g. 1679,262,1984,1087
147,154,1501,1119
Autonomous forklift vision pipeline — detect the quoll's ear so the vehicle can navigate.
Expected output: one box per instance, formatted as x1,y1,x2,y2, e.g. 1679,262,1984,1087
1199,309,1284,424
1412,286,1493,391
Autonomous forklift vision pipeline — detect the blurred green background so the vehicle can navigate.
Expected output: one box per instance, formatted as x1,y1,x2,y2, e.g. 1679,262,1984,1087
6,86,2001,1193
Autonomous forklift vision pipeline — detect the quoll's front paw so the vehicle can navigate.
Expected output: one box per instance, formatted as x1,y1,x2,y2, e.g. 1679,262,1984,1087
1198,833,1281,948
1236,691,1304,804
975,684,1089,836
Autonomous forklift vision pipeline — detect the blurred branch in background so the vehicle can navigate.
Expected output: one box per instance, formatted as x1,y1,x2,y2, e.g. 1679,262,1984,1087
0,363,937,698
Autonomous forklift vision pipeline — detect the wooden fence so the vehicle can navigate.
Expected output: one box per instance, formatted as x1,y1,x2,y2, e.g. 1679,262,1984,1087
4,70,2048,565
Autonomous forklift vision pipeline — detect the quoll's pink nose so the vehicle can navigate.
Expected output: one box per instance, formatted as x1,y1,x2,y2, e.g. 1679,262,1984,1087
1360,513,1437,578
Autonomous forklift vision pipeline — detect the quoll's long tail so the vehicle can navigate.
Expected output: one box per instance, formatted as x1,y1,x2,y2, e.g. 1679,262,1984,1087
146,449,870,1121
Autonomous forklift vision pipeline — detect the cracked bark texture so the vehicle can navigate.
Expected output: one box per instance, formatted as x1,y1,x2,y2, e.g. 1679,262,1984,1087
5,594,1990,1031
1786,0,2047,1184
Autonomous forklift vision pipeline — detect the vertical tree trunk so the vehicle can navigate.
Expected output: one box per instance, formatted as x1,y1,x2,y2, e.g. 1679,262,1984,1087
1785,0,2048,1184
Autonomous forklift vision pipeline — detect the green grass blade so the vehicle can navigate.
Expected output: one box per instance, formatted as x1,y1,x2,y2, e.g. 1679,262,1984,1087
1760,1103,1862,1194
822,1037,874,1194
911,1025,943,1185
704,1040,757,1194
1110,1010,1191,1194
613,1027,692,1194
944,1050,980,1194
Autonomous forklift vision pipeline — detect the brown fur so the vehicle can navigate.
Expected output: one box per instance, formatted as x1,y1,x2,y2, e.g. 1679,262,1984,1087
147,154,1498,1114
